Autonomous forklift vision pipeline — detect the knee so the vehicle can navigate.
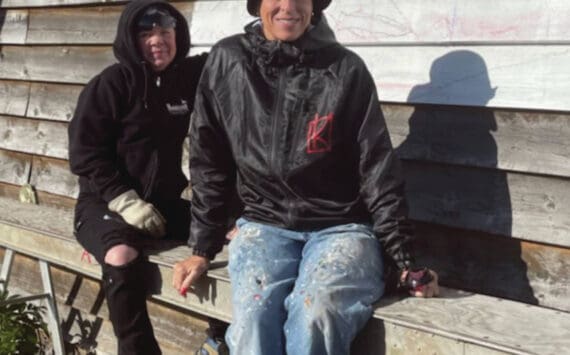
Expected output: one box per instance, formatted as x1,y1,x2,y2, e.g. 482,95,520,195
104,244,139,266
289,290,370,330
294,293,336,323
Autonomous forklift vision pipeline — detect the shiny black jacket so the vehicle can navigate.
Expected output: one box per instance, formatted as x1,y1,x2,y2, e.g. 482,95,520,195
69,0,206,208
190,19,414,268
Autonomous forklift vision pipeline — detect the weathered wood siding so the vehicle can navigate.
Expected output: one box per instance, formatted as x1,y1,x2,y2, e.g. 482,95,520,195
0,0,568,313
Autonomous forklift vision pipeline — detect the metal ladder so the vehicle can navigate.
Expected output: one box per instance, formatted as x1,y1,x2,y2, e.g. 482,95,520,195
0,249,65,355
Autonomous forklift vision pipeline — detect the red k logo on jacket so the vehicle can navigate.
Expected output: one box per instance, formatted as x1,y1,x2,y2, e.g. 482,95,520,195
307,112,334,154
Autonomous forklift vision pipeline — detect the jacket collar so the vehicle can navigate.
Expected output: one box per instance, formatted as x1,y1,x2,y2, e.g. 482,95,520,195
244,16,338,67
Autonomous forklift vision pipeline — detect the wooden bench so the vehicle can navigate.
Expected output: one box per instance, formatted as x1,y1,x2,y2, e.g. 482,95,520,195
2,196,569,355
2,1,570,354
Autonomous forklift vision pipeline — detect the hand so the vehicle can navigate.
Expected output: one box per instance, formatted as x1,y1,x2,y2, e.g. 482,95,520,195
401,268,440,298
226,226,239,240
108,189,166,238
172,255,210,296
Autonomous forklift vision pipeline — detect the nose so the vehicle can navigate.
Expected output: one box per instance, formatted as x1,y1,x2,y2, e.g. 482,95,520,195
148,33,165,46
279,0,296,12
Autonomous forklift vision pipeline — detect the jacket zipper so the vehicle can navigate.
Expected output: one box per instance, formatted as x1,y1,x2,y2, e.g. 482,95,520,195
270,68,286,176
143,152,158,200
270,68,297,226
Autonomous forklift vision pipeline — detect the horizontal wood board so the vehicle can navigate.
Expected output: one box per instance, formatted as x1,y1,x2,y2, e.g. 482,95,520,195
373,289,570,355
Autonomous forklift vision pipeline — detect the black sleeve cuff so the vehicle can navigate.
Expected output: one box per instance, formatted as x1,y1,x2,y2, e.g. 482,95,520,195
192,248,216,260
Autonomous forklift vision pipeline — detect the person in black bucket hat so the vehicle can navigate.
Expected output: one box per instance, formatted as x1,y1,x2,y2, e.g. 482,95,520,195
247,0,331,17
173,0,439,354
68,0,216,353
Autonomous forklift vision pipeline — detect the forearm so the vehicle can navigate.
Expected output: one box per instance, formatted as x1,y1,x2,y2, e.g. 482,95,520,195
355,80,415,269
189,184,235,259
188,82,236,259
71,160,131,202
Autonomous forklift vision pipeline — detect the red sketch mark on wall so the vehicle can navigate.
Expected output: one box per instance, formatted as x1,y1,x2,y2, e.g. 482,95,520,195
307,112,334,154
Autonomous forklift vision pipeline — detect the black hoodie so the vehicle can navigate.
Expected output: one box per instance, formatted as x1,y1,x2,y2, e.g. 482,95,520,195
190,18,414,271
69,0,207,207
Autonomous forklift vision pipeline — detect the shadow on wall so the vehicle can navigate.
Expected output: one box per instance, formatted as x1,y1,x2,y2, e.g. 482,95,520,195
395,50,538,305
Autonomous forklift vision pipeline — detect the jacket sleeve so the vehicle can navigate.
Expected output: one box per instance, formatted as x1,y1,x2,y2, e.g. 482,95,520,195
354,66,415,270
188,58,237,258
68,73,131,202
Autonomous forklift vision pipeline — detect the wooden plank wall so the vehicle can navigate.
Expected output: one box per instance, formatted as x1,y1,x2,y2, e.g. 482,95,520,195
0,0,568,312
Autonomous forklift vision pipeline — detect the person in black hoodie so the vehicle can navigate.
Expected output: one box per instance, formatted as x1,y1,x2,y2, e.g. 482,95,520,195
172,0,439,354
68,0,208,353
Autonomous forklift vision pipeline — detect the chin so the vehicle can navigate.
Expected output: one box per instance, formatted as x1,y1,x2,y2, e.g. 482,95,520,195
152,62,168,72
278,32,303,42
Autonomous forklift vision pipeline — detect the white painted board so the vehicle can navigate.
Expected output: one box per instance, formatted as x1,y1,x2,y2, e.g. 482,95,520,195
189,0,570,45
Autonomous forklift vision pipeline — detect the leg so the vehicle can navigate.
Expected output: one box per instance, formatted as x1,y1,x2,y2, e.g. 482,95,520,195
284,223,384,355
195,318,230,355
225,219,303,355
207,317,229,341
102,249,160,355
74,198,161,355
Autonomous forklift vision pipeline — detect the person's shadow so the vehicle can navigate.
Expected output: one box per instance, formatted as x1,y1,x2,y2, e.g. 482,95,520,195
395,50,538,305
352,49,538,355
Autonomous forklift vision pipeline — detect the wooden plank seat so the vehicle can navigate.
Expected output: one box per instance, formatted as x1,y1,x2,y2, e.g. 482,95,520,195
1,196,569,354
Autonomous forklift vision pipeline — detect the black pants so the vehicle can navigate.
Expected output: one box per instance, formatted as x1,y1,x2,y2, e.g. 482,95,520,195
74,196,190,355
207,317,229,341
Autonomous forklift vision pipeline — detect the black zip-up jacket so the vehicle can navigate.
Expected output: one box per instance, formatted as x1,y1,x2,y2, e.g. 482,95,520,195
190,19,414,269
69,0,206,209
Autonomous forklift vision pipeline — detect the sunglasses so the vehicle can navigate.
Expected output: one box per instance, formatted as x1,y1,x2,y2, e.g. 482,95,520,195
137,7,177,31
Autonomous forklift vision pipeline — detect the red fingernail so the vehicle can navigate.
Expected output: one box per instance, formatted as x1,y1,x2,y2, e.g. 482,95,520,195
180,287,187,296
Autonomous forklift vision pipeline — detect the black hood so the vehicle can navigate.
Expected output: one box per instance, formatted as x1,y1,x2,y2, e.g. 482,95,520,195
113,0,190,70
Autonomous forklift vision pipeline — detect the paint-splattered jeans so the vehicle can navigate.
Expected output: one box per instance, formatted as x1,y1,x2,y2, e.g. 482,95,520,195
226,218,385,355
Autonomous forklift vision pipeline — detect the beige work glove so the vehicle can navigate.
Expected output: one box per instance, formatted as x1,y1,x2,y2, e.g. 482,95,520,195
108,189,166,238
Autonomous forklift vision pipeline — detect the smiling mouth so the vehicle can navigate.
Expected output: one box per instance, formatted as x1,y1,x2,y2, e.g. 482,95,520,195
276,18,300,24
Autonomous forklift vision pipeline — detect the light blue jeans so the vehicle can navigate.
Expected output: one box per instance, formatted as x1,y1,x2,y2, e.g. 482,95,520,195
226,218,385,355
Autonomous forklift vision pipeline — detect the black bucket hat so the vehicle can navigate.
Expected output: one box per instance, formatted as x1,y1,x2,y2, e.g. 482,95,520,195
247,0,331,17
